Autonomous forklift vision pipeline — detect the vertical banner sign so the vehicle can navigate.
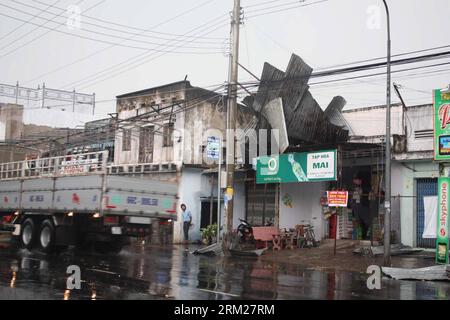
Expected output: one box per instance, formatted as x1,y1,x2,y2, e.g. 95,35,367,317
433,89,450,160
437,177,449,264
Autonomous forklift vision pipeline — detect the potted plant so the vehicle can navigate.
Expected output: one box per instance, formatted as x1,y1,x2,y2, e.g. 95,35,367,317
200,224,218,245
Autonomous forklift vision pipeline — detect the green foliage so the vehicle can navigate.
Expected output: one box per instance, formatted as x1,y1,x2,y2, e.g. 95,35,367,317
201,224,217,240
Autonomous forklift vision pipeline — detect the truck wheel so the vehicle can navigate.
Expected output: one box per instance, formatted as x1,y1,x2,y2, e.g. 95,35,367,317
38,220,56,253
20,218,36,250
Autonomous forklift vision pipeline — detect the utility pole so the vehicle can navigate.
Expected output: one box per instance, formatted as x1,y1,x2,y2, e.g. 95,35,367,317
382,0,392,267
225,0,241,234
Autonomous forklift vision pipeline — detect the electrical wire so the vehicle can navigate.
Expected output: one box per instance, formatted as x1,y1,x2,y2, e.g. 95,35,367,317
0,0,61,43
22,2,228,85
0,1,225,50
29,0,227,40
16,87,227,150
11,0,226,44
61,19,230,91
0,0,87,56
246,0,329,19
0,7,224,55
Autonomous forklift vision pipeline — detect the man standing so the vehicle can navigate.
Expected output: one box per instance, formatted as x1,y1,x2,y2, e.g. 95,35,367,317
181,204,192,244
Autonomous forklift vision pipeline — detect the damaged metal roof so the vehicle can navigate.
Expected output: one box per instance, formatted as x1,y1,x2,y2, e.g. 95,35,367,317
244,54,350,146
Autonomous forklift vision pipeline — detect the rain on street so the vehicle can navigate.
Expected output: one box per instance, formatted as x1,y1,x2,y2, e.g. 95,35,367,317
1,241,449,300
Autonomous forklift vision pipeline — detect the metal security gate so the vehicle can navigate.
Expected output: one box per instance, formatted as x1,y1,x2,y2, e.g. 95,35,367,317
416,178,437,248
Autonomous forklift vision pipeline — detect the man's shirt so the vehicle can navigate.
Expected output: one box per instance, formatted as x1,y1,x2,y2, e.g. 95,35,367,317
182,210,192,222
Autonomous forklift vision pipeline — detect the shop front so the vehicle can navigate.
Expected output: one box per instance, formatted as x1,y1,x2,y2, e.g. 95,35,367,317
255,149,338,241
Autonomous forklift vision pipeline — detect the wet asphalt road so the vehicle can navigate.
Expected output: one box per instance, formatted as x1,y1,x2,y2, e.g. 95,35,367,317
0,240,450,300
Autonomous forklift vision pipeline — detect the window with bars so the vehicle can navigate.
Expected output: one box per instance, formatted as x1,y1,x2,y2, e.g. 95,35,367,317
122,129,132,151
246,182,276,226
163,123,174,147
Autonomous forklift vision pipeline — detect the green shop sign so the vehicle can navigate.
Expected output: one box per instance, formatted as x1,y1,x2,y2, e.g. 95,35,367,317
433,88,450,161
256,150,337,184
437,177,449,264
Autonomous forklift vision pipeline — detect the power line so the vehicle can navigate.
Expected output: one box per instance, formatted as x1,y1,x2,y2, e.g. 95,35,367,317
60,18,229,90
233,50,450,88
22,2,228,86
15,87,226,150
29,0,227,40
0,0,86,56
0,5,224,56
246,0,329,19
12,0,226,44
0,0,61,42
0,1,225,50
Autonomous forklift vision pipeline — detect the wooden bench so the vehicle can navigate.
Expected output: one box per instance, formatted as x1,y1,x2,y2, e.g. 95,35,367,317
252,227,281,250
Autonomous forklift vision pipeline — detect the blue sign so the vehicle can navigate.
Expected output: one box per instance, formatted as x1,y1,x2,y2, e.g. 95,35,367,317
206,136,220,160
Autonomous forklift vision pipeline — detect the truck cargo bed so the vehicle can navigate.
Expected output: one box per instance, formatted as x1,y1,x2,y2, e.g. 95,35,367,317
0,152,178,220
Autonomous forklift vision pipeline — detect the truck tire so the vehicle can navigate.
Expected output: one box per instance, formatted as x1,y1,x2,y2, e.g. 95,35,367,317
20,218,36,250
38,220,56,253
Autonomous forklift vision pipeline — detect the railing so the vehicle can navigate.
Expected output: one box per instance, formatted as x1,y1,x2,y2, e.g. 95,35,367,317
0,151,108,180
107,162,178,175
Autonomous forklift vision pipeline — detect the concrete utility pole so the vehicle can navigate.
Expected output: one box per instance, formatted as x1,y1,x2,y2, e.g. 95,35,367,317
225,0,241,234
382,0,392,267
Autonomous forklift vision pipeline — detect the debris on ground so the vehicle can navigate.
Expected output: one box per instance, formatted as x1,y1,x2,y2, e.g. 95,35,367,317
191,242,224,256
229,248,267,257
382,265,450,281
353,243,423,256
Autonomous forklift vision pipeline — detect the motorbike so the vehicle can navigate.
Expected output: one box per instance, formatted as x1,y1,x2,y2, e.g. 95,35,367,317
237,218,254,242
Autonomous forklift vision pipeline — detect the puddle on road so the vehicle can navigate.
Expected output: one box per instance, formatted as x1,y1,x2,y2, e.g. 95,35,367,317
0,243,449,300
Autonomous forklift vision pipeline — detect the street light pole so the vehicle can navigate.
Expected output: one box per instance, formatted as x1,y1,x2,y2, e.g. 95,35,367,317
382,0,392,267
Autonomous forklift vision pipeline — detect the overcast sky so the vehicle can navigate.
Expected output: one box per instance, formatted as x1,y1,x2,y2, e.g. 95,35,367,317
0,0,449,128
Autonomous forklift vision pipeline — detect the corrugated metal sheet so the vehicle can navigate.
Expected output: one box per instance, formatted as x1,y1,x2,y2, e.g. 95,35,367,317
246,54,349,145
325,96,354,136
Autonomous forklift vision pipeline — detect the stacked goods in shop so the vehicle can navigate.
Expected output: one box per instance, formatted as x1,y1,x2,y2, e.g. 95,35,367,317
371,216,383,241
336,209,354,239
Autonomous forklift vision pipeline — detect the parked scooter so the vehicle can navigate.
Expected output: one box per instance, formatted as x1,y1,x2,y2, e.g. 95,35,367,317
237,218,254,242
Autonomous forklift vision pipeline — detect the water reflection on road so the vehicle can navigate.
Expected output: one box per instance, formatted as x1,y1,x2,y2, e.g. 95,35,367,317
0,243,449,300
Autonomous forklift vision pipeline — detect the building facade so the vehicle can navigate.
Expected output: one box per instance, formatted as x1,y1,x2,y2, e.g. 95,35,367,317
113,81,254,243
343,103,437,248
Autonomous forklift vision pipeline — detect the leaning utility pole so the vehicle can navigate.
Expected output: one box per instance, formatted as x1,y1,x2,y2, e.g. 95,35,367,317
225,0,241,234
382,0,392,267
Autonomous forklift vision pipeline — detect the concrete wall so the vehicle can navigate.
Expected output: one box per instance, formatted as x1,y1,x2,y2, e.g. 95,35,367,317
279,182,326,240
343,104,404,138
175,169,246,243
176,168,205,243
404,105,433,153
0,104,24,141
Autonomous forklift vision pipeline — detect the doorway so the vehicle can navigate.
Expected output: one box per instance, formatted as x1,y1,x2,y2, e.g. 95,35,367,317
416,178,437,248
200,201,218,229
